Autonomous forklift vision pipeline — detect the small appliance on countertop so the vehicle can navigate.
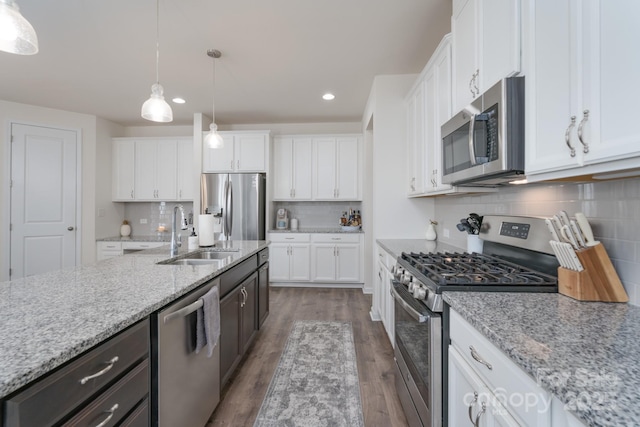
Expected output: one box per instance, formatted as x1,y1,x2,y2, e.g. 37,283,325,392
276,208,289,230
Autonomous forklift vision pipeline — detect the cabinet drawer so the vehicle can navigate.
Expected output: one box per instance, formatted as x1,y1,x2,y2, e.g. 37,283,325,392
311,233,361,243
5,320,149,427
220,255,258,298
376,244,395,271
122,241,164,250
268,233,310,243
62,359,148,427
449,310,549,426
258,248,269,266
97,242,122,251
120,397,149,427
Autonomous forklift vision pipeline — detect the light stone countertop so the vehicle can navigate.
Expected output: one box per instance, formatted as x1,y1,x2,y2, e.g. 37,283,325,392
376,238,464,259
268,228,364,234
444,292,640,427
0,240,268,399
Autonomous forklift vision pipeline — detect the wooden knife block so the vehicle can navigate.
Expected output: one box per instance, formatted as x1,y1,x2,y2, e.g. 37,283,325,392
558,243,628,302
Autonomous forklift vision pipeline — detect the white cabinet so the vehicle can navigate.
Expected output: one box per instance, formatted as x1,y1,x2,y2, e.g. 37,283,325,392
176,139,195,201
134,139,177,201
312,136,360,200
268,233,311,282
96,241,123,261
449,309,551,426
112,140,135,201
406,81,425,195
272,137,313,200
310,234,362,282
202,131,269,173
112,137,192,202
452,0,521,112
373,243,394,345
524,0,640,180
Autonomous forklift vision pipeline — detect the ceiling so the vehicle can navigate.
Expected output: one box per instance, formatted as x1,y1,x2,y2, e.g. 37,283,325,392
0,0,451,127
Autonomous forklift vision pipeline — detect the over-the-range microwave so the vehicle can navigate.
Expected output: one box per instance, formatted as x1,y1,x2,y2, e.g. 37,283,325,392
441,76,525,186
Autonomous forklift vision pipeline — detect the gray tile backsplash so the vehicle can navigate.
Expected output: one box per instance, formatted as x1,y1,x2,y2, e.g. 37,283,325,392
433,177,640,306
271,201,363,230
123,202,194,238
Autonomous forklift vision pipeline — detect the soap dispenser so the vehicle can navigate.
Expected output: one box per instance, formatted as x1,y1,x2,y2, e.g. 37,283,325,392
426,220,437,241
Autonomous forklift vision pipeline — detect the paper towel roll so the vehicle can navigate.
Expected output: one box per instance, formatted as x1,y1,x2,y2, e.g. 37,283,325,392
199,214,215,247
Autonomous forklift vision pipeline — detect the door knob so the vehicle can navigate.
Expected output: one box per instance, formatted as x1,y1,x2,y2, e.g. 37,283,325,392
67,226,75,231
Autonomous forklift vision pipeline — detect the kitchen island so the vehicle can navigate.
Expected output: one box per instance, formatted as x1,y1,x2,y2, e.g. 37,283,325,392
0,240,268,402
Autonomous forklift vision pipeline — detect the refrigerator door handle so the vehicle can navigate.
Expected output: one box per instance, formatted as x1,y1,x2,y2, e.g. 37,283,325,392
225,178,233,238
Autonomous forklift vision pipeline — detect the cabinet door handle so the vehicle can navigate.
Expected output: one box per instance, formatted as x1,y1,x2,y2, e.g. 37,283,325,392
469,74,475,96
293,189,295,198
79,356,119,384
469,345,493,370
130,190,134,199
468,391,478,425
474,402,486,427
230,160,234,169
410,177,415,191
473,69,479,95
237,160,240,170
179,189,182,199
565,116,577,157
577,109,590,154
93,403,119,427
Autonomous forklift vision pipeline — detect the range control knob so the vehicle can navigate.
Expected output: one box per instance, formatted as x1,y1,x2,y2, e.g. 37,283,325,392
407,280,416,292
413,287,426,300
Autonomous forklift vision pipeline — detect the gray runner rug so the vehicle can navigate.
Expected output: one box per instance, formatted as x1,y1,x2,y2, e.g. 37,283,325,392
253,321,365,427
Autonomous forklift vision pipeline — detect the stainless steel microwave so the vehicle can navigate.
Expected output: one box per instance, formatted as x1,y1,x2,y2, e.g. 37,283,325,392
441,77,525,186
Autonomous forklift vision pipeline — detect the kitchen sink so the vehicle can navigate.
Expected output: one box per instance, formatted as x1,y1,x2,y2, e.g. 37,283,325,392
157,249,239,266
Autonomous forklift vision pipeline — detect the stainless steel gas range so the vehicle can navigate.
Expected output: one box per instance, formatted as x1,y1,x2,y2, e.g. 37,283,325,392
391,215,559,427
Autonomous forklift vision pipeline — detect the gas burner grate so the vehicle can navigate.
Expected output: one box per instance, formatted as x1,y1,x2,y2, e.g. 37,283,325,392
401,251,557,286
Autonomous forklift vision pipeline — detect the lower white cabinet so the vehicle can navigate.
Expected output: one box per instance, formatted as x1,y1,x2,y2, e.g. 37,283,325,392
268,233,311,282
310,234,361,282
96,241,165,261
449,309,551,426
268,232,363,284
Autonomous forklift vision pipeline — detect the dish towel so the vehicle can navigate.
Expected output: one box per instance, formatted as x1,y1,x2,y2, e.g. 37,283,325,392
195,286,220,358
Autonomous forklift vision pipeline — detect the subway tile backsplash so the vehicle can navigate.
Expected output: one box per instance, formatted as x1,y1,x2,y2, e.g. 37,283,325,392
271,201,362,230
434,177,640,306
123,202,194,238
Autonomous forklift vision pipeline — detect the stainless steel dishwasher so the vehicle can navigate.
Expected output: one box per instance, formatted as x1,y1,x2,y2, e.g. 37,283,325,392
153,277,221,427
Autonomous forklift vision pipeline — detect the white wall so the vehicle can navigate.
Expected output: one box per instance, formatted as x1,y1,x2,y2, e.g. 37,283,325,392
0,100,98,278
360,75,436,293
95,118,125,240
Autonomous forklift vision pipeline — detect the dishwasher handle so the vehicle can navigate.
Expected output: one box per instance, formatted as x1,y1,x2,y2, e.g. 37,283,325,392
163,299,203,324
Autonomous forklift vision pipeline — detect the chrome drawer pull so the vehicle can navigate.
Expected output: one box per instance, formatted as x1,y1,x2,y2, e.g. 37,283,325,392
469,345,492,370
94,403,119,427
565,116,577,157
474,402,486,427
577,109,590,154
79,356,119,384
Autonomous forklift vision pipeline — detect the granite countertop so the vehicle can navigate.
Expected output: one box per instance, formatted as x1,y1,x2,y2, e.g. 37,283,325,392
0,240,268,399
97,235,171,242
268,228,364,234
376,238,465,259
444,292,640,427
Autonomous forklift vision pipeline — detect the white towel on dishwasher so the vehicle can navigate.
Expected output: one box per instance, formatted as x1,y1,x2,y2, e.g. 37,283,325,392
195,286,220,358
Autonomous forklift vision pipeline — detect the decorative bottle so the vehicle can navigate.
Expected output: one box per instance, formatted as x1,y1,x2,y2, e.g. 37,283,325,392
426,220,437,241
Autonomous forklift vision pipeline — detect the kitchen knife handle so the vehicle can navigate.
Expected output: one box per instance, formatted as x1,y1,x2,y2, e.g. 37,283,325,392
570,220,586,248
575,212,598,246
545,218,561,242
561,225,579,250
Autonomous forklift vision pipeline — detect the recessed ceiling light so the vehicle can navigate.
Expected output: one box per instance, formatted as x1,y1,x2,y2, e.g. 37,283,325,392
172,97,186,104
322,93,335,101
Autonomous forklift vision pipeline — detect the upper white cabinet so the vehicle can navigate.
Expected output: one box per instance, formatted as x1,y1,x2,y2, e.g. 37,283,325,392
112,139,135,201
524,0,640,179
452,0,521,112
272,137,313,200
134,139,177,201
406,82,425,195
112,137,194,202
313,136,361,201
202,131,269,173
176,139,194,201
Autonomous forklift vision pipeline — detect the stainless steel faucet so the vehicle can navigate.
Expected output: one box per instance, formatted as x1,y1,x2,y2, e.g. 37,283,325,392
170,204,188,257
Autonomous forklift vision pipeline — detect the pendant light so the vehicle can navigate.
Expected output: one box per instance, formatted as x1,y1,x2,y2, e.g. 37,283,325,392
204,49,224,149
0,0,38,55
141,0,172,123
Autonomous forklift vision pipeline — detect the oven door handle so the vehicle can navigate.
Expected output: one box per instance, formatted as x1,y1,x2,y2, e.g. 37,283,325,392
391,284,428,323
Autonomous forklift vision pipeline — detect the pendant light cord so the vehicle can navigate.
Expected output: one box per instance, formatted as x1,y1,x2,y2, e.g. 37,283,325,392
155,0,160,84
211,56,216,123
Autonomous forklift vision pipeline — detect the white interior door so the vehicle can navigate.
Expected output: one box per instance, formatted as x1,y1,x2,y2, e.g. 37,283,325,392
10,123,78,279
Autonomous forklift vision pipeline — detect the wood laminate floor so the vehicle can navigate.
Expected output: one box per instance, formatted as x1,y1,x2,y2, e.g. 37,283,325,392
207,286,408,427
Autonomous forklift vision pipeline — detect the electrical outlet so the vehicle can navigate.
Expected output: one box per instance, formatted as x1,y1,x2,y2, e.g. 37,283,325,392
443,228,450,238
140,218,148,224
97,208,106,218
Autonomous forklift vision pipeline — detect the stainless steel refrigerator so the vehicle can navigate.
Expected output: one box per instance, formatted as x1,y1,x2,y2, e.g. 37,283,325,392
200,173,266,240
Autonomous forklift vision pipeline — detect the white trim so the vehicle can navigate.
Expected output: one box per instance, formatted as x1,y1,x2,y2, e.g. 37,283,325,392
3,120,83,279
270,282,364,289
